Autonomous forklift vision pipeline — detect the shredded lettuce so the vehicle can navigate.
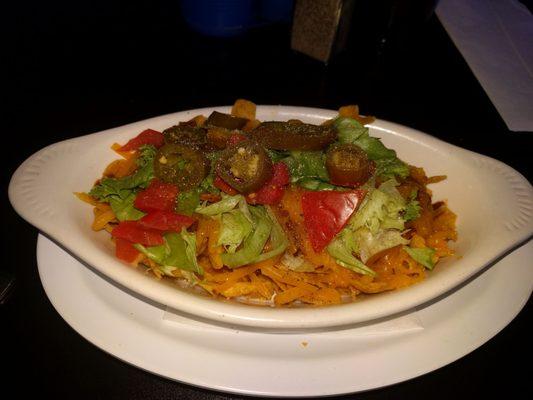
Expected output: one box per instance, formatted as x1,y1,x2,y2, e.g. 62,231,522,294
89,145,156,220
221,206,272,268
375,158,410,180
404,246,436,269
195,194,243,215
134,229,203,275
334,117,409,179
326,179,412,274
195,195,287,268
253,206,289,263
350,186,405,233
296,178,340,191
352,228,409,263
109,192,145,221
90,145,156,200
218,209,253,253
267,149,290,162
200,173,220,194
327,236,376,276
176,189,201,216
282,151,329,184
334,117,368,143
404,190,421,221
133,242,168,265
281,253,316,272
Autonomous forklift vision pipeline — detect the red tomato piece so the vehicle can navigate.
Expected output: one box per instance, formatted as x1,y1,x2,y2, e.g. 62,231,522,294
214,175,239,195
139,211,195,232
301,190,366,253
247,163,290,205
111,221,165,246
269,162,290,186
227,133,247,146
134,179,179,212
120,129,164,151
115,237,141,263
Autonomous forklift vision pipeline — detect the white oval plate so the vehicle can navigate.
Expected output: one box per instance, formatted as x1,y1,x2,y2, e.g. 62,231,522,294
9,105,533,329
37,234,533,396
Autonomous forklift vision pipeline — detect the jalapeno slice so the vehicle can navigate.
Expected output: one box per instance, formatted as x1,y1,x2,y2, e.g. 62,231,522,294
326,143,374,187
249,121,337,151
206,111,248,130
163,125,207,148
154,144,209,191
215,140,273,194
206,126,234,149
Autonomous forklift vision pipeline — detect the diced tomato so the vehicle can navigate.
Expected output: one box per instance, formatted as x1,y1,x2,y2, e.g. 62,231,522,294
301,190,366,252
269,163,290,186
134,179,179,212
115,237,141,263
119,129,164,151
227,133,247,146
247,163,290,205
111,221,165,246
139,211,195,232
214,175,239,195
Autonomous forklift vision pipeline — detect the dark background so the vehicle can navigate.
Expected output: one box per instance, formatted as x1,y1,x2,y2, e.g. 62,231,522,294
3,1,532,399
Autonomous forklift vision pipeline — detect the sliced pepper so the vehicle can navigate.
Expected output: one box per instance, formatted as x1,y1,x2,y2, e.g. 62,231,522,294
249,121,337,151
215,140,273,194
154,143,209,191
326,143,374,187
206,111,248,130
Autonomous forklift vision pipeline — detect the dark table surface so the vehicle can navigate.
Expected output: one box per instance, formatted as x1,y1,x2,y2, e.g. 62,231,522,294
3,2,532,399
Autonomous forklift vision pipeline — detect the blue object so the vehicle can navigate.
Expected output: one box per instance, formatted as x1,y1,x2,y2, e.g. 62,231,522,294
259,0,294,22
180,0,254,37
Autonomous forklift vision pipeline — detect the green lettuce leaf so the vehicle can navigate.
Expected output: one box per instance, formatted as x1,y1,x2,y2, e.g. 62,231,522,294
199,173,220,195
334,117,368,143
334,117,409,179
327,236,376,276
109,192,145,221
221,206,272,268
195,194,243,216
133,242,169,265
89,145,156,220
253,206,289,263
326,179,412,273
403,246,436,269
134,230,203,275
404,190,421,221
282,150,329,183
296,178,340,191
267,149,290,162
218,209,254,253
350,228,409,263
375,158,410,180
176,189,201,216
349,186,405,234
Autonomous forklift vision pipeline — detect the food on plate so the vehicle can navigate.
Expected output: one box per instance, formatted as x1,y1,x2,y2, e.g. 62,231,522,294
77,99,457,306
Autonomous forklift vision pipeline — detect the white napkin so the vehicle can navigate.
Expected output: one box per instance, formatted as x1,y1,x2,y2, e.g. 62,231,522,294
437,0,533,132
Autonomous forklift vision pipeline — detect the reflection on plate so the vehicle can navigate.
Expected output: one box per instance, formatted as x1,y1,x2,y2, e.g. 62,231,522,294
37,234,533,396
9,106,533,329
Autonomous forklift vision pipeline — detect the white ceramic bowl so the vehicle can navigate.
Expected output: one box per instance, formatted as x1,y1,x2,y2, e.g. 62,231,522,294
9,105,533,329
